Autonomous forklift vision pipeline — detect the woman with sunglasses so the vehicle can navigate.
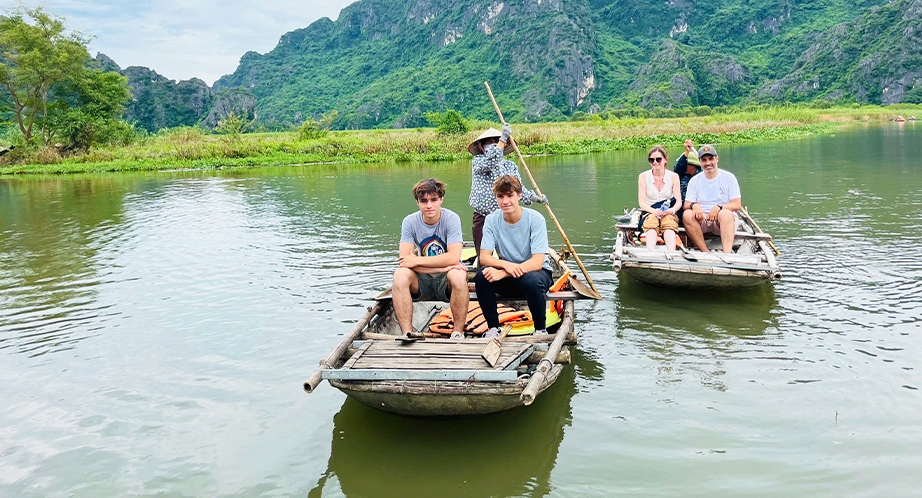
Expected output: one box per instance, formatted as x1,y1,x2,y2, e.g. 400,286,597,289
637,145,682,251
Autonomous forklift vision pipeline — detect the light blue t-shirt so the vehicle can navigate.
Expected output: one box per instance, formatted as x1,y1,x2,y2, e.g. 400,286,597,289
686,169,741,212
400,208,463,257
481,208,551,271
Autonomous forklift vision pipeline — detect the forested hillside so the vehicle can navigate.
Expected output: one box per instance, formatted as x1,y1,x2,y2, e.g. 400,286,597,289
126,0,922,130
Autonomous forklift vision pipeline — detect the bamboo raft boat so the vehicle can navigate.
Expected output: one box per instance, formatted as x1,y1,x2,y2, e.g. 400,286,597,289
610,207,781,289
304,248,596,416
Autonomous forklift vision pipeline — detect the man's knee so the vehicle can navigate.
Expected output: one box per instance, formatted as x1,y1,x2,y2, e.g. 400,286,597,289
718,209,735,224
474,267,490,286
682,210,696,225
447,268,468,290
393,268,415,288
521,271,551,292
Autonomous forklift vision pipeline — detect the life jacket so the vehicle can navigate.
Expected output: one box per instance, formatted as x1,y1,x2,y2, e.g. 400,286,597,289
427,271,570,336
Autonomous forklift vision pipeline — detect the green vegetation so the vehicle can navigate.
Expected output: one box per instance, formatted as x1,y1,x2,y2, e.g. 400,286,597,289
201,0,918,130
426,109,469,135
3,104,918,175
0,7,135,154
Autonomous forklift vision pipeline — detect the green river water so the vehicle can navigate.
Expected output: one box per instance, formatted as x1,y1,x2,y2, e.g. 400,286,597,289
1,123,920,497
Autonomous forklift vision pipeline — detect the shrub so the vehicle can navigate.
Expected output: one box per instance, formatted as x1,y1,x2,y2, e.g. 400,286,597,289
425,109,469,135
299,110,339,140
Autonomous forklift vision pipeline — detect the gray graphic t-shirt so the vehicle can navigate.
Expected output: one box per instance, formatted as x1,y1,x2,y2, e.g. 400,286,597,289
400,208,463,257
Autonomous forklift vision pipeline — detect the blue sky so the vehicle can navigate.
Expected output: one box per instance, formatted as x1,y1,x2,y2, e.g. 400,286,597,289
4,1,357,85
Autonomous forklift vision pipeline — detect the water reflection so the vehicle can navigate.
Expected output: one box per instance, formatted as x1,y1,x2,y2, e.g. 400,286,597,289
309,350,595,498
0,177,131,356
614,277,779,391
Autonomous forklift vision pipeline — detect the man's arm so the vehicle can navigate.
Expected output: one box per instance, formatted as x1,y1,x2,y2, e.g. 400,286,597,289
400,242,463,269
479,251,545,280
722,198,742,211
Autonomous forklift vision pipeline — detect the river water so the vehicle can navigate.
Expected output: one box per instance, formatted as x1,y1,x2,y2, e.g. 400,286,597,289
1,123,920,497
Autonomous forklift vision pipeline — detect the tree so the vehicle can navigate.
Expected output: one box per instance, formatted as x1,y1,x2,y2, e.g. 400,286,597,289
44,68,134,150
0,7,92,145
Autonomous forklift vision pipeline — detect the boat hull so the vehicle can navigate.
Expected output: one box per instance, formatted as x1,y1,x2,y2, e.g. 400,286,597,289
621,263,771,289
330,365,563,416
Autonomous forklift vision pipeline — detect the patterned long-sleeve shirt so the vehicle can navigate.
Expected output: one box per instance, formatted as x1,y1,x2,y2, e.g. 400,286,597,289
469,144,536,215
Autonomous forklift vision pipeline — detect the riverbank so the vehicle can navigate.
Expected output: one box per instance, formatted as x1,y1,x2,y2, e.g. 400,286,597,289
1,105,918,175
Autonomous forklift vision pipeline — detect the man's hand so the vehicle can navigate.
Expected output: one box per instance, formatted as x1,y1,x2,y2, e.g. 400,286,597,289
531,193,548,204
501,261,527,278
500,122,512,143
706,206,721,221
684,139,694,153
397,254,420,268
482,267,509,282
692,204,704,221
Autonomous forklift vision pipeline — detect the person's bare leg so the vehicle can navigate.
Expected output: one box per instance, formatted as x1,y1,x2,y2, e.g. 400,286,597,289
644,229,658,249
447,268,469,335
718,210,736,253
393,268,418,334
664,229,677,251
683,210,708,252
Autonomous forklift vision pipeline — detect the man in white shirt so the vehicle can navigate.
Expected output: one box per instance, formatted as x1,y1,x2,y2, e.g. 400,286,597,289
681,144,742,253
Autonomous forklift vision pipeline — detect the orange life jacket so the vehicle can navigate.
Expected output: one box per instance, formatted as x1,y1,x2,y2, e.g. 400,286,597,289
427,271,571,335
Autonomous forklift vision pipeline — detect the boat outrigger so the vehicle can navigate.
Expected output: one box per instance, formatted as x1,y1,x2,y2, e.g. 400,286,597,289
304,247,597,416
610,207,781,289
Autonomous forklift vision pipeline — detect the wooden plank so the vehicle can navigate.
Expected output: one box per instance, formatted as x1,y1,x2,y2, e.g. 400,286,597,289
322,368,519,382
341,341,373,370
622,258,779,273
497,344,535,371
355,359,498,370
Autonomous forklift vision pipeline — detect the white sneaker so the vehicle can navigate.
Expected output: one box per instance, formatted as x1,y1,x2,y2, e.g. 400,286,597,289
533,328,548,336
450,331,464,339
484,327,500,339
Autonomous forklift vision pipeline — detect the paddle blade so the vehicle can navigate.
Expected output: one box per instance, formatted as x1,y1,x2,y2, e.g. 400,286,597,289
481,338,502,367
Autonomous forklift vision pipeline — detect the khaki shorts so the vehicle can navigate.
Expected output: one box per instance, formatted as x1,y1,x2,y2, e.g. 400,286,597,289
641,212,679,235
698,212,743,234
414,273,451,302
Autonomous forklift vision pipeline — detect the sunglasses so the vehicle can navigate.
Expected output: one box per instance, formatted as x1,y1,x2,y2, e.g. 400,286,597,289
648,157,665,164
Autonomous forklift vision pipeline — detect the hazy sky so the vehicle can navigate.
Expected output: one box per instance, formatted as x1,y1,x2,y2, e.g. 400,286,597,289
4,1,357,85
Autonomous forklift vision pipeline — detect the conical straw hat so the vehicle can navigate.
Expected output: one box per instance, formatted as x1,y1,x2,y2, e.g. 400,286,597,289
467,128,515,155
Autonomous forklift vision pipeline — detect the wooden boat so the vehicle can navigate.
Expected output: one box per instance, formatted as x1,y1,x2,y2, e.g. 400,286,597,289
610,207,781,289
304,248,596,416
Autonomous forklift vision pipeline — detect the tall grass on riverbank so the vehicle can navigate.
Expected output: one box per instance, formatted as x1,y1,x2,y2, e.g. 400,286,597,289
1,104,919,175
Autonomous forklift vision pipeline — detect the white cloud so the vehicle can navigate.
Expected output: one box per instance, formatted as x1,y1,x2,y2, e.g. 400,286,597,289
4,0,357,85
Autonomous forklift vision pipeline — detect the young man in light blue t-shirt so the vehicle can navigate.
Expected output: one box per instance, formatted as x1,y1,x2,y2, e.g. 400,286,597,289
394,178,468,337
474,175,553,338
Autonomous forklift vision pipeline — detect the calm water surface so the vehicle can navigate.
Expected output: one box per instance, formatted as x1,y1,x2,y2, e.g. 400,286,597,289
1,123,920,497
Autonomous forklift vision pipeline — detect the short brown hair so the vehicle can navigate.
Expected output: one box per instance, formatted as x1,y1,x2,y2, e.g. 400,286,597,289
492,175,522,196
412,178,446,201
647,145,668,161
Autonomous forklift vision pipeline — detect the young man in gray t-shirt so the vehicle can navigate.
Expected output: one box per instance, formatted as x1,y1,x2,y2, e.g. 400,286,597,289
474,175,553,338
394,178,468,337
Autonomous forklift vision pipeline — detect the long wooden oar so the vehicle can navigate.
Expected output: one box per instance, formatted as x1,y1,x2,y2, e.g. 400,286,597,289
740,206,780,256
483,81,601,300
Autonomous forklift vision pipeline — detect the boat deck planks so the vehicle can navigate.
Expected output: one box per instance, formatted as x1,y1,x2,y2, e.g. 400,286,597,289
346,340,533,372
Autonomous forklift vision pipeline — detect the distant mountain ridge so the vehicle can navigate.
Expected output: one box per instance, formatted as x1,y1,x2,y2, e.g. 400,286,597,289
109,0,922,131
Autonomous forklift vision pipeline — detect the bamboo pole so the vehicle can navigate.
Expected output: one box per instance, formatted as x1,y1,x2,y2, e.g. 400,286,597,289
303,301,384,393
521,305,573,405
741,206,780,256
483,81,602,300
